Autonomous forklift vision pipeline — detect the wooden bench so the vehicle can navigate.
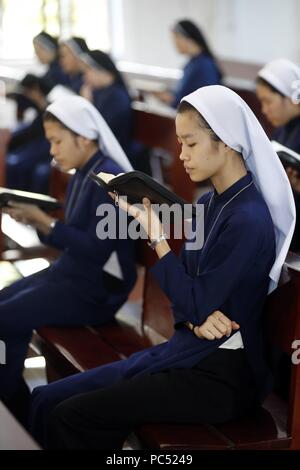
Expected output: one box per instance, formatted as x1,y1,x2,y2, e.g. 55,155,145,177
35,247,300,450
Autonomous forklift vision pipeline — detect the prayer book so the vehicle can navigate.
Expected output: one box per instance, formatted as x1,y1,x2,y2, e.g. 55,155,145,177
272,141,300,171
89,170,196,218
0,188,61,211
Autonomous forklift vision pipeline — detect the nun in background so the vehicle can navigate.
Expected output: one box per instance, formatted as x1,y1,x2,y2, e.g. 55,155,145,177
155,19,222,108
29,86,295,450
78,49,133,154
256,59,300,251
59,37,89,93
33,31,70,88
0,96,136,427
6,74,52,193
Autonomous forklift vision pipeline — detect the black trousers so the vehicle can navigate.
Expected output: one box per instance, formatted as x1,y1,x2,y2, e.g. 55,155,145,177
48,349,258,450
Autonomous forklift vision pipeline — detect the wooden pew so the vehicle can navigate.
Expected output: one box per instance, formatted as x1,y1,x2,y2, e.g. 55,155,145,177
36,249,300,450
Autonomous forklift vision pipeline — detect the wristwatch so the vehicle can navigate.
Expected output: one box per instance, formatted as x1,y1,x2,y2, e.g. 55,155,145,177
147,233,167,250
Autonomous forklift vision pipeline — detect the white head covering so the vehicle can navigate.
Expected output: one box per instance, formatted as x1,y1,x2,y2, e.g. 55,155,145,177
257,58,300,101
46,95,133,172
182,85,296,292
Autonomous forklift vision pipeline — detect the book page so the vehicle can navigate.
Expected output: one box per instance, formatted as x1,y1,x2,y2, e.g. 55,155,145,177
96,172,125,183
96,172,116,184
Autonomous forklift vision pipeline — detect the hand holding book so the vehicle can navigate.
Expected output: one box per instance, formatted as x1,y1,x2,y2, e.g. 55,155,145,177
3,201,57,235
89,170,195,218
94,172,170,256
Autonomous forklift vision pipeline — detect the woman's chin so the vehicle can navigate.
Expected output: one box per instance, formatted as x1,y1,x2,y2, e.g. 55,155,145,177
189,172,203,182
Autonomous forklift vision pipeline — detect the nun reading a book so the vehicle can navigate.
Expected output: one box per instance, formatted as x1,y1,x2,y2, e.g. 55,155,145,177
0,96,136,424
256,59,300,251
29,85,295,450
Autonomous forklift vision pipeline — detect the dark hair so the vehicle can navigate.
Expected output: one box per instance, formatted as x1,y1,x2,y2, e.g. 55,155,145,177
177,100,221,142
33,31,58,49
21,74,53,96
43,111,98,144
84,49,128,90
61,37,89,58
256,76,285,98
70,37,89,54
174,19,223,80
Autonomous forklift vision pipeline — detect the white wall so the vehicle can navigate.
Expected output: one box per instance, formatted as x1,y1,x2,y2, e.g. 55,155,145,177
113,0,300,67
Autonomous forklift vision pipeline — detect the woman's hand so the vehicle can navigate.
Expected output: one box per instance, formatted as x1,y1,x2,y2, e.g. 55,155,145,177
109,194,164,242
3,202,56,235
186,311,240,340
109,193,170,258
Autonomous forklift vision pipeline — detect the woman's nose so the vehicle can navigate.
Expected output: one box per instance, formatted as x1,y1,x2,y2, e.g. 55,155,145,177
179,149,189,161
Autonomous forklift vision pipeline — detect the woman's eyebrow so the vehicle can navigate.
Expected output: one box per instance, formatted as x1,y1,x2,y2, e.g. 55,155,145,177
176,133,197,139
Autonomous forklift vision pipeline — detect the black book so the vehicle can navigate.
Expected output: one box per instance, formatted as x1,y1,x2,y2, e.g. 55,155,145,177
0,188,62,211
272,141,300,172
89,170,196,218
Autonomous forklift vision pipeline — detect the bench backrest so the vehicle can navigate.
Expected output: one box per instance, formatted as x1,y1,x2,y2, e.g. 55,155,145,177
264,253,300,448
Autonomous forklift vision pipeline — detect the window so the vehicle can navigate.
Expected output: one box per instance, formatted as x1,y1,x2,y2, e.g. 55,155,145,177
0,0,110,61
0,0,63,60
69,0,110,51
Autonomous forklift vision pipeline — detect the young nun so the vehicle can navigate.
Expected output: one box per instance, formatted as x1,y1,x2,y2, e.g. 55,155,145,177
59,37,89,94
78,50,132,153
6,74,52,193
0,96,136,425
256,58,300,251
29,85,295,450
33,32,70,88
155,19,222,108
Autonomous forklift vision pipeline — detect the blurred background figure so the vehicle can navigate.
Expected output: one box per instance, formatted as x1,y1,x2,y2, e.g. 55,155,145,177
59,37,89,93
33,31,70,88
79,49,132,154
256,59,300,252
6,74,52,194
154,19,222,108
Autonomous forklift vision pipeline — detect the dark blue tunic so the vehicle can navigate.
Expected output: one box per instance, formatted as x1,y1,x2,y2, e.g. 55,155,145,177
0,150,137,401
6,113,51,193
272,115,300,251
272,115,300,154
172,53,222,108
43,59,71,88
92,83,133,153
29,172,276,444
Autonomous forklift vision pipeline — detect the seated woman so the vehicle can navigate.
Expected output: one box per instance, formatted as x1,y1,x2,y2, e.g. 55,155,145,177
59,37,89,94
79,49,158,175
6,74,53,193
0,96,136,425
256,58,300,251
33,31,70,88
155,19,222,108
78,49,132,154
28,85,295,450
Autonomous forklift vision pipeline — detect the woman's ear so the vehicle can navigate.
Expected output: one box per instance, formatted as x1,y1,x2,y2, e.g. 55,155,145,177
77,136,91,148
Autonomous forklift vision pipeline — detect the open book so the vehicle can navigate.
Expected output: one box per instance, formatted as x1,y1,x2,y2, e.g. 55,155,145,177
272,141,300,171
0,188,61,211
89,170,196,218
